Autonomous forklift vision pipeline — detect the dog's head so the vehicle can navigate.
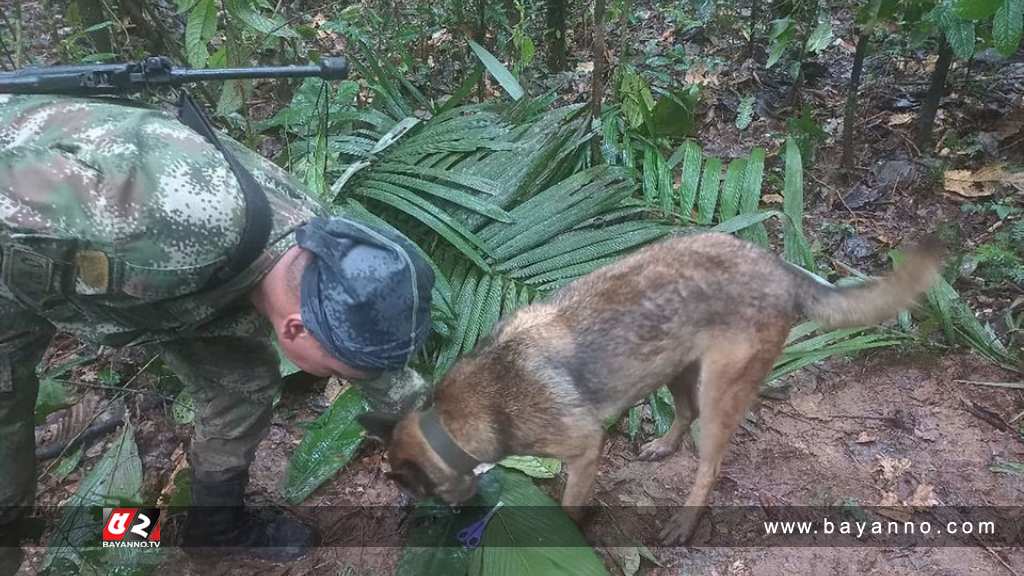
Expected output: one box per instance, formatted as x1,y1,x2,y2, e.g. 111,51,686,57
358,410,479,505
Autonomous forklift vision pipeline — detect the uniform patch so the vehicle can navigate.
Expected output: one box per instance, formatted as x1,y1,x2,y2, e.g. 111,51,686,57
75,250,111,294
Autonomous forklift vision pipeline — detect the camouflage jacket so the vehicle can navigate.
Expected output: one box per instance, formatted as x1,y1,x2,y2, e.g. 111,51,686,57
0,94,324,346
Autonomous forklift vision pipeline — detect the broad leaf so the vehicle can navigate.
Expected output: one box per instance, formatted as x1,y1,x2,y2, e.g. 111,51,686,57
185,0,218,68
43,420,158,575
735,95,755,130
224,0,298,37
283,386,369,504
994,0,1024,56
956,0,1002,19
939,6,977,58
498,456,562,478
35,377,69,424
399,468,608,576
469,40,525,100
782,138,814,269
650,88,699,138
767,18,796,68
805,20,835,53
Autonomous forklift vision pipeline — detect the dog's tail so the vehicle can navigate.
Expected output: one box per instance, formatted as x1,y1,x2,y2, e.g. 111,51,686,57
792,240,944,329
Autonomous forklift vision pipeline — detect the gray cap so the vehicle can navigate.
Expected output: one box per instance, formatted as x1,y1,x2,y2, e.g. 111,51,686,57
295,216,434,372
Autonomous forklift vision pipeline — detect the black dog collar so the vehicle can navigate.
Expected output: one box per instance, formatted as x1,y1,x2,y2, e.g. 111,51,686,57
419,407,480,474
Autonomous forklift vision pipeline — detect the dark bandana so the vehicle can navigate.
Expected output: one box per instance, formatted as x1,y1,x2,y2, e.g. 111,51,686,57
295,217,434,372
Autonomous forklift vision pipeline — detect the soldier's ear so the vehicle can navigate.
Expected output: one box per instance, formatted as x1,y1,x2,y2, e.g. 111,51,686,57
358,412,401,444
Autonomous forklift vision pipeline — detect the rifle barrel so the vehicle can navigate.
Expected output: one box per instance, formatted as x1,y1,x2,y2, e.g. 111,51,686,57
0,56,348,95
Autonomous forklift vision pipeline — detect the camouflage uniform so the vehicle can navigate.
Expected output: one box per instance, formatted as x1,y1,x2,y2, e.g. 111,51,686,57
0,94,422,535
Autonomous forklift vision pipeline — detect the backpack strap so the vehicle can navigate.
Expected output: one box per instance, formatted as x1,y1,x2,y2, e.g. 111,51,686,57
175,90,272,288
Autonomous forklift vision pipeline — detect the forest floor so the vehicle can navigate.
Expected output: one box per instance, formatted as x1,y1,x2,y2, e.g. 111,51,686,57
8,0,1024,574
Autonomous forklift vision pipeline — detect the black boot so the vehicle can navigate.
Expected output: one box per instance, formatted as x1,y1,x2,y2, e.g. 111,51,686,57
182,471,318,562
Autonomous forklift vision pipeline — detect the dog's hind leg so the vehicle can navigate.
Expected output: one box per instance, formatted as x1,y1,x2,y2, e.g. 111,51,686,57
637,361,700,461
660,331,785,545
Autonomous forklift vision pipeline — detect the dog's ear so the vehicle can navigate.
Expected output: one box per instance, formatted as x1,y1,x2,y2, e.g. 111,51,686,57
358,412,401,444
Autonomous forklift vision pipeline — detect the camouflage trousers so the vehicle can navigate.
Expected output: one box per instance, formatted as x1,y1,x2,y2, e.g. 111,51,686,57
0,294,285,529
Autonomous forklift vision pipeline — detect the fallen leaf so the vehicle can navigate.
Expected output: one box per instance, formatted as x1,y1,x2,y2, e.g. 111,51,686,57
762,193,785,204
855,431,877,444
617,547,641,576
944,165,1024,198
876,455,912,482
909,483,939,507
888,112,915,126
576,61,594,74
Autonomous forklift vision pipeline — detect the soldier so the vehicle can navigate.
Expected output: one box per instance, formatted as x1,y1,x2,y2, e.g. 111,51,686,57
0,94,434,571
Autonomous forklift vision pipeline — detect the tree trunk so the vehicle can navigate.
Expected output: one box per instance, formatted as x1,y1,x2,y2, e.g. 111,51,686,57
841,30,870,176
916,35,954,151
618,0,632,67
76,0,112,53
590,0,607,162
748,0,759,59
546,0,567,72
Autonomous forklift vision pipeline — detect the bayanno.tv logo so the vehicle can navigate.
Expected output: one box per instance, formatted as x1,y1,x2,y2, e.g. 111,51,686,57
101,508,161,549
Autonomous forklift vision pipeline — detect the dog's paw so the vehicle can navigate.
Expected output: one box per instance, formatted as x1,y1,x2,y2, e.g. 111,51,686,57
659,513,699,546
637,437,679,461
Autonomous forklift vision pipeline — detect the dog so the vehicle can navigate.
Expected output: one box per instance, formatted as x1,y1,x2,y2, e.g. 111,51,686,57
359,232,943,544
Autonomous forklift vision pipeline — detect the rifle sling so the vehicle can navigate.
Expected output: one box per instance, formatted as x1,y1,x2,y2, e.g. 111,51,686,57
175,91,272,289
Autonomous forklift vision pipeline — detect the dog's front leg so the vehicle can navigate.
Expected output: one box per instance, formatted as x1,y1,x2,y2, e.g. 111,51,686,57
560,440,603,524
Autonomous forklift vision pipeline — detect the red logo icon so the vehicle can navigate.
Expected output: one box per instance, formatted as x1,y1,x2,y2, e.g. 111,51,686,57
102,508,161,548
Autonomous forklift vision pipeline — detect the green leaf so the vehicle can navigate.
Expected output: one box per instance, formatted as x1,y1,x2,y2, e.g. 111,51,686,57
805,19,835,53
990,460,1024,475
696,157,722,225
994,0,1024,56
171,389,195,425
359,184,492,270
678,140,703,217
739,147,768,245
52,445,83,482
43,420,158,575
735,95,755,130
468,39,525,100
283,386,369,504
185,0,218,68
956,0,1002,19
651,88,699,138
767,18,796,68
361,173,512,223
35,377,69,424
498,455,562,478
627,405,641,440
648,387,675,436
719,159,748,221
224,0,298,37
711,210,779,234
939,6,977,58
399,468,608,576
642,145,658,205
782,138,813,269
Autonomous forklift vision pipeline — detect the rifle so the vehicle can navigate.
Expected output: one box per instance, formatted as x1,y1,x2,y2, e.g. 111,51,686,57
0,55,349,95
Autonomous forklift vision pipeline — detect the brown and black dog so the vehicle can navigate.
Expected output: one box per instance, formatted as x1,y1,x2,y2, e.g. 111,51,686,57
359,232,943,544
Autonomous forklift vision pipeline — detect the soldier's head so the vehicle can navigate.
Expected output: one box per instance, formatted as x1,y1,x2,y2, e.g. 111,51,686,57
256,217,434,381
